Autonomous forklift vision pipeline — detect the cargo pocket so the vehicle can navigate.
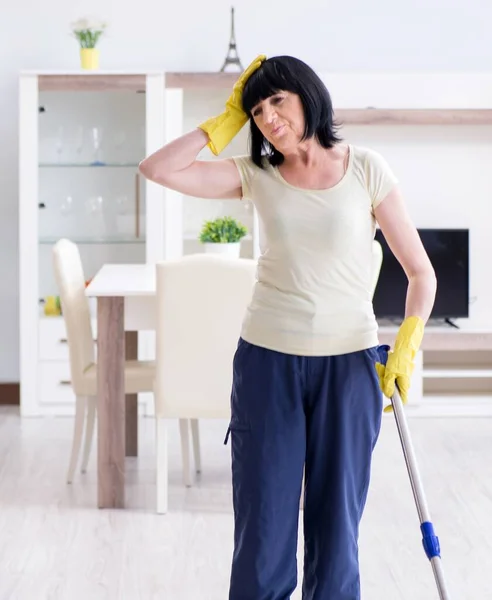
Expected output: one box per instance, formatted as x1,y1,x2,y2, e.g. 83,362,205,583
224,417,251,445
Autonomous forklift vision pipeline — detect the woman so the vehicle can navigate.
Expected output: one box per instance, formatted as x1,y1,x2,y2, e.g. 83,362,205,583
139,55,437,600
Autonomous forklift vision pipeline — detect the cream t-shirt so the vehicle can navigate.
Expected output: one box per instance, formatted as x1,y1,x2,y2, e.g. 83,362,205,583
232,145,398,356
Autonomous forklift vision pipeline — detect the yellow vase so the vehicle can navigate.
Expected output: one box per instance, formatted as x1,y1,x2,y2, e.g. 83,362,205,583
80,48,99,70
44,296,61,316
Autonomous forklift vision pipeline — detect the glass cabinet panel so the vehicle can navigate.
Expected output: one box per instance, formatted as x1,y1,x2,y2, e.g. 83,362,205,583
37,87,146,310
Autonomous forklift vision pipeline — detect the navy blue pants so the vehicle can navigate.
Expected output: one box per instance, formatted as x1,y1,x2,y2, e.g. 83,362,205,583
225,338,387,600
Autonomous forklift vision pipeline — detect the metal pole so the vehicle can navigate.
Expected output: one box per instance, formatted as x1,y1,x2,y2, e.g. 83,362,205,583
391,387,452,600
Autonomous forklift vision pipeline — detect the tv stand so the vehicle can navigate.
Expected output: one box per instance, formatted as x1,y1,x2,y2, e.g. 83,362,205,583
444,318,460,329
378,317,461,329
378,326,492,416
419,317,460,329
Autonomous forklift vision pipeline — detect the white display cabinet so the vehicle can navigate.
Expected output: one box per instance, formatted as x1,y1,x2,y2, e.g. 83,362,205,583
19,70,260,416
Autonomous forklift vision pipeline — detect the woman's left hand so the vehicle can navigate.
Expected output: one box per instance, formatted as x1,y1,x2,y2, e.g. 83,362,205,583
375,315,424,412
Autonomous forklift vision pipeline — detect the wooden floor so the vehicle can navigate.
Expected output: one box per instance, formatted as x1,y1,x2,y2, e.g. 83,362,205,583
0,406,490,599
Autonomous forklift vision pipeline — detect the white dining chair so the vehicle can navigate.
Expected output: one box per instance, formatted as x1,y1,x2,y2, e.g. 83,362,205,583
154,253,257,514
52,238,196,486
151,243,383,514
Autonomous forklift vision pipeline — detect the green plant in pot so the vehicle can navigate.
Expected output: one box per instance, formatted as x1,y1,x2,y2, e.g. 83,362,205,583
199,216,248,258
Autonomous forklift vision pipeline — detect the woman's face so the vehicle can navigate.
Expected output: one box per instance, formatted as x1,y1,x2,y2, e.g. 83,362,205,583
250,91,305,152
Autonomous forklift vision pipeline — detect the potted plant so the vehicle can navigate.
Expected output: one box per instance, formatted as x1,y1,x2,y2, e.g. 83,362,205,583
71,17,107,70
199,216,248,258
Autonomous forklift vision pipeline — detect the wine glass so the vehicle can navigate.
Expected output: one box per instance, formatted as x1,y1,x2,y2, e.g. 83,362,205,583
116,194,129,215
113,131,127,164
59,195,74,216
86,195,104,214
90,127,104,165
74,126,85,161
54,126,64,163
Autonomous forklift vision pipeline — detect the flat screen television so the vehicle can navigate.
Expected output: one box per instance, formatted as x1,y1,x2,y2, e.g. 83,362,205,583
373,228,469,320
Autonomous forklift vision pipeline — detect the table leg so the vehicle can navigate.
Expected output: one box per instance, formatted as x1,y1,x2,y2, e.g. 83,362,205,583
97,296,125,509
125,331,138,457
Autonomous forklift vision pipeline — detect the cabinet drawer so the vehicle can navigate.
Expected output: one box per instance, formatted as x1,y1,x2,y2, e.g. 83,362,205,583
39,318,70,360
38,361,76,405
39,317,97,361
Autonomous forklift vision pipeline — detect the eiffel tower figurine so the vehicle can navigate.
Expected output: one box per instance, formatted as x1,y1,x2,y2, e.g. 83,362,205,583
220,7,244,72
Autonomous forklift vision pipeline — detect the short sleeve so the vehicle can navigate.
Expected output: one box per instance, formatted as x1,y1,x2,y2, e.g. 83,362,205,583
364,149,399,209
232,155,258,201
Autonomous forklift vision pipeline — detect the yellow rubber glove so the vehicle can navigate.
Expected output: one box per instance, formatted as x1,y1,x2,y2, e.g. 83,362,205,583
198,54,267,155
375,316,424,412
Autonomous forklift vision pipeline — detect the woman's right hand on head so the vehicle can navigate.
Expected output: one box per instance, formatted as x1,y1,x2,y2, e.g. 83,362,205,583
198,54,266,156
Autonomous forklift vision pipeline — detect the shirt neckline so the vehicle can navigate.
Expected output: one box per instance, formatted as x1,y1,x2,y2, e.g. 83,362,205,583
271,144,353,193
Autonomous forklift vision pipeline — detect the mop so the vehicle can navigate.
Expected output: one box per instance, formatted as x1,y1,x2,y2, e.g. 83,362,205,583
390,386,452,599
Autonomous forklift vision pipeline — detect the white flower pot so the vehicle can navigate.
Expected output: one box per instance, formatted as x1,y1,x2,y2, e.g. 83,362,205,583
203,242,241,258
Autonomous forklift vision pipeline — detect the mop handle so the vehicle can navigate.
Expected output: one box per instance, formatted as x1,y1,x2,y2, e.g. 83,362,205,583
390,387,452,600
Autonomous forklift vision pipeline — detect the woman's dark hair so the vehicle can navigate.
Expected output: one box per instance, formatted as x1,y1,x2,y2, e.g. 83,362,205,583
241,55,342,168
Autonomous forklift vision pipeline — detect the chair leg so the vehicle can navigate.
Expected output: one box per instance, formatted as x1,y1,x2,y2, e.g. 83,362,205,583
66,395,87,484
179,419,193,487
190,418,201,474
156,416,168,514
81,395,97,473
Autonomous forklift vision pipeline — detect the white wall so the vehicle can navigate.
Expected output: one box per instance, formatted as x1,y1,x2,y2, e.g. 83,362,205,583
3,0,492,380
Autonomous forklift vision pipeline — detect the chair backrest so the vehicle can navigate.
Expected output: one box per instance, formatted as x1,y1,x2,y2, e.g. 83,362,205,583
155,254,257,418
371,239,383,298
52,239,95,393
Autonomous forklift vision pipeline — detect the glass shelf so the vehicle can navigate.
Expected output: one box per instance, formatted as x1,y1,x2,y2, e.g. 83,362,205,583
39,163,140,168
39,236,145,245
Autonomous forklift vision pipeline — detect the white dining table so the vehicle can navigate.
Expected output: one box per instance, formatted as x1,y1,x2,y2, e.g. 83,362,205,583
85,263,157,509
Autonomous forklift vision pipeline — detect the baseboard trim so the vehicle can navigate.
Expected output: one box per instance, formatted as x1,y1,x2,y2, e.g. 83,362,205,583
0,383,20,405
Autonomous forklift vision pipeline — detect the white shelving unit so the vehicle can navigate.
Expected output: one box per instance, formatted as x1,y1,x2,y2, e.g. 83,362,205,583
379,326,492,416
424,368,492,378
